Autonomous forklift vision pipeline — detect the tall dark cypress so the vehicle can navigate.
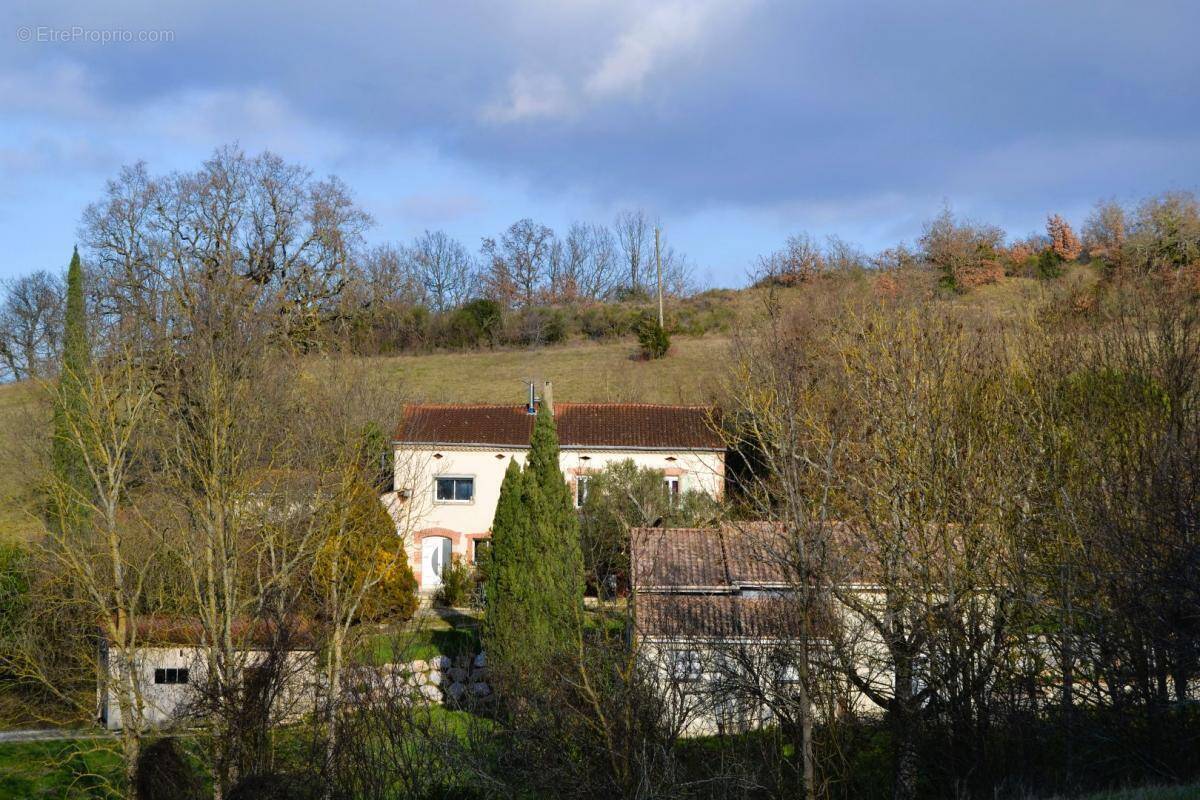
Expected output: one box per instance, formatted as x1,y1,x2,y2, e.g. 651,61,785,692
483,458,537,672
525,402,584,653
483,404,585,681
51,247,91,526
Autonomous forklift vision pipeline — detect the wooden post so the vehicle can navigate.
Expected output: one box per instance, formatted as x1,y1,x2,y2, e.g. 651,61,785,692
655,227,664,327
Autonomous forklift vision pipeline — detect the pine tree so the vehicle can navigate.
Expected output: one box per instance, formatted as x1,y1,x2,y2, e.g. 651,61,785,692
51,247,91,528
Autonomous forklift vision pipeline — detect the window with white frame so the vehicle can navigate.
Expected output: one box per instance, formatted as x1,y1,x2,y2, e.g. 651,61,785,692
668,649,703,682
663,475,681,505
154,667,189,685
575,475,590,508
435,476,474,503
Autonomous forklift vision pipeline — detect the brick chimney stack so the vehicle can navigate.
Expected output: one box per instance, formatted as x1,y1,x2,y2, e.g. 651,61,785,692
542,380,554,415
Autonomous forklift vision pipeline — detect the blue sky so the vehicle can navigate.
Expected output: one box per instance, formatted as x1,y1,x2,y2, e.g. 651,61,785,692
2,0,1198,286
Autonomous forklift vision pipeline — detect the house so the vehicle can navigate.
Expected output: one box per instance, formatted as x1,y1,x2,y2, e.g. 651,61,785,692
389,382,725,592
630,522,822,734
98,617,317,731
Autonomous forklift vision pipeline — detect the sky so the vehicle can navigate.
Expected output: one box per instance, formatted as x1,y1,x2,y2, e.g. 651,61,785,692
2,0,1198,287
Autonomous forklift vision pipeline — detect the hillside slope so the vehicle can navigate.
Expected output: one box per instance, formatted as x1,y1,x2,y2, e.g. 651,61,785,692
0,335,731,543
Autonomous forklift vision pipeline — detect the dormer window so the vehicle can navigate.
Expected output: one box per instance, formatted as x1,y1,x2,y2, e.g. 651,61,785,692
435,476,474,503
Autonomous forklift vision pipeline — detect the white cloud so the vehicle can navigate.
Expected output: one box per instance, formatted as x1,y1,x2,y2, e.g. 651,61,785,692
585,0,720,97
483,71,574,123
482,0,755,123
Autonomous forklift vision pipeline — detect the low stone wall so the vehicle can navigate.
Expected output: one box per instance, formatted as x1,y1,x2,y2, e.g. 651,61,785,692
377,652,490,705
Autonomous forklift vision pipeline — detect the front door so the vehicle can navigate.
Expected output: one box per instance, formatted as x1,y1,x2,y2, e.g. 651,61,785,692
421,536,452,589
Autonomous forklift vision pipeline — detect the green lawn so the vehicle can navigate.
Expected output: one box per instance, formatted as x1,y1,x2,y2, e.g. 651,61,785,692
0,738,123,799
362,609,482,665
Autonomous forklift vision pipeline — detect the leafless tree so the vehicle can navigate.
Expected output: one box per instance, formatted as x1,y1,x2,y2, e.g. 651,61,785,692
481,219,556,308
1124,191,1200,273
561,222,621,301
1083,200,1128,268
81,146,371,353
0,270,64,380
614,209,654,296
405,230,475,311
918,206,1006,289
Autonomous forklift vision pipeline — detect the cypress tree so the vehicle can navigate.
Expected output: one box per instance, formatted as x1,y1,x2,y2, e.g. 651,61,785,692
525,402,584,653
483,458,537,673
51,247,91,526
483,404,585,680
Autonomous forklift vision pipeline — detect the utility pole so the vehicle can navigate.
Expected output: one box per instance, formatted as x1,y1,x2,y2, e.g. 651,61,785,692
655,226,664,327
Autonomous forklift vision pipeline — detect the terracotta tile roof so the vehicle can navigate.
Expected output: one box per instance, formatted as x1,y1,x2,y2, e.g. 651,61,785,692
634,593,819,639
632,528,729,588
112,616,316,649
631,522,790,590
396,403,723,450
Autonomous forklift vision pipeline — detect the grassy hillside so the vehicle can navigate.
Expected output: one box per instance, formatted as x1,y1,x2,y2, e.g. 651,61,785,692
0,269,1083,544
372,334,731,405
0,381,44,544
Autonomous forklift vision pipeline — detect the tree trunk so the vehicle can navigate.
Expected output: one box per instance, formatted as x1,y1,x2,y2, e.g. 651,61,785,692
891,706,920,800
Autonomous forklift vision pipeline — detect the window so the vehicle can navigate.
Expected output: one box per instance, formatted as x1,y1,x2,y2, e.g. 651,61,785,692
435,476,474,503
668,649,703,682
154,667,189,685
472,538,491,566
575,475,590,508
777,663,802,684
663,475,681,505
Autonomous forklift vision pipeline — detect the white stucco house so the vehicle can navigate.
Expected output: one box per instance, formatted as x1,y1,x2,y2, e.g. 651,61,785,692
388,384,726,593
97,618,317,731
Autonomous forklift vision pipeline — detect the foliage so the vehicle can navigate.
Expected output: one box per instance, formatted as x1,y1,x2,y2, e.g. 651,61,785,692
636,315,671,359
1038,247,1064,279
484,404,584,682
434,554,475,608
443,298,504,348
316,477,419,625
579,459,720,592
919,206,1005,290
354,544,420,623
1047,213,1083,261
136,738,202,800
49,247,90,529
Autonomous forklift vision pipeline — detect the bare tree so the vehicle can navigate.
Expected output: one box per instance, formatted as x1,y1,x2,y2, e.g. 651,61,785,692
562,222,621,301
6,354,162,798
481,219,555,308
81,146,371,354
614,209,653,296
0,270,64,380
1083,199,1127,267
1124,191,1200,274
918,206,1006,289
405,230,475,311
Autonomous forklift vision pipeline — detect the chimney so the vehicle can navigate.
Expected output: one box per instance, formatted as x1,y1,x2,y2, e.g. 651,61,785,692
542,380,554,415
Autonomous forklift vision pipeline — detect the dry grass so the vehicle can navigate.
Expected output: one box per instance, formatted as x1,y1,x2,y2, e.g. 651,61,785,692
364,334,732,405
0,381,45,544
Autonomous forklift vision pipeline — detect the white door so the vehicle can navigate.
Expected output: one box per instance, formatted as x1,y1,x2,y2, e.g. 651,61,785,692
421,536,452,588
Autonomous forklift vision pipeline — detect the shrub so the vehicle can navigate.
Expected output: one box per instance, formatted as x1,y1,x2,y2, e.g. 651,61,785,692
508,306,569,346
357,547,419,623
136,738,202,800
441,299,503,348
636,317,670,359
0,543,30,647
435,554,475,608
1038,248,1064,279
